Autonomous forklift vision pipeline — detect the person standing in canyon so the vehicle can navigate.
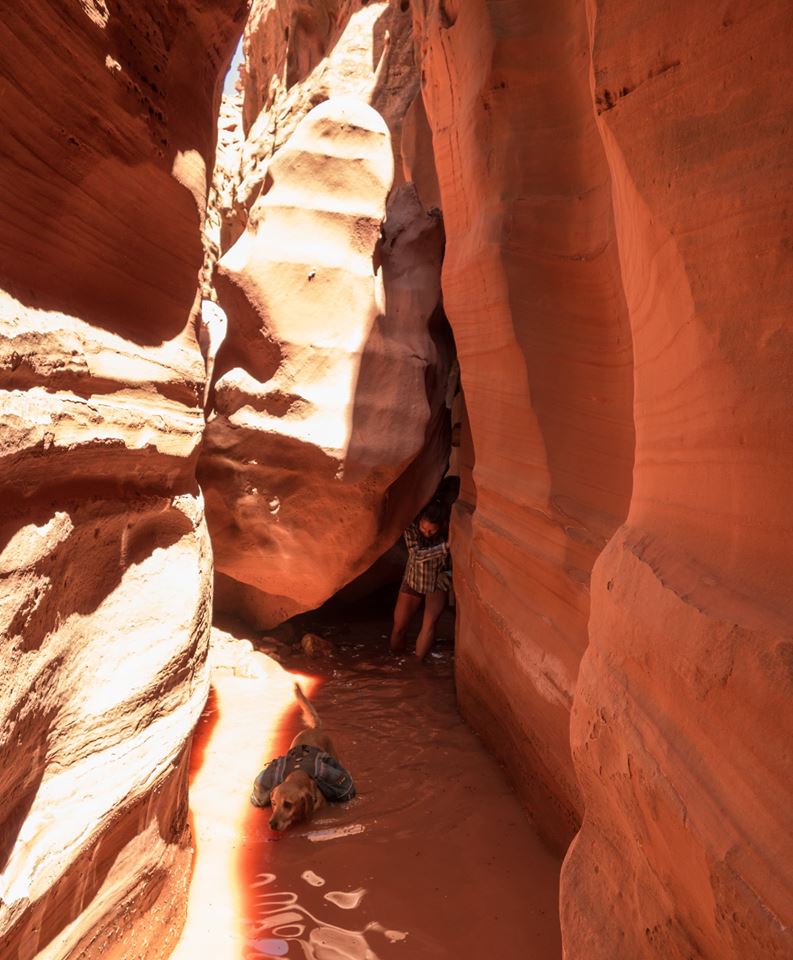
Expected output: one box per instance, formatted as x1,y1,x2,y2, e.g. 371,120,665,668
389,501,450,661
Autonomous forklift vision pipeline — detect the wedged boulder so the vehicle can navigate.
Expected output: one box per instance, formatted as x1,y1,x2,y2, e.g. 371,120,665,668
201,92,451,627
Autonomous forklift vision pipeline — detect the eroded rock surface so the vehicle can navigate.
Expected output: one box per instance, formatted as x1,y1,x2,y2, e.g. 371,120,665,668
4,1,791,958
412,0,635,850
235,0,420,227
414,1,792,957
0,1,242,955
562,3,793,958
200,2,451,628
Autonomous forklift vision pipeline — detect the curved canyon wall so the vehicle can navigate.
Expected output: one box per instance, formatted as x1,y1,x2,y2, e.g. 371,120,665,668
199,0,453,627
562,2,793,958
414,0,792,957
411,0,635,849
0,2,243,956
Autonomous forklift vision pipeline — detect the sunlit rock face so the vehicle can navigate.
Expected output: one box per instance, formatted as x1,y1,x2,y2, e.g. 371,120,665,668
234,0,423,235
199,1,452,628
562,3,793,958
0,1,242,955
411,0,635,850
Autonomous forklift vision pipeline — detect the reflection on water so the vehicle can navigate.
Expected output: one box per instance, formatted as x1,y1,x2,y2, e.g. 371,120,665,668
324,889,367,910
245,872,406,960
171,636,315,960
305,823,366,843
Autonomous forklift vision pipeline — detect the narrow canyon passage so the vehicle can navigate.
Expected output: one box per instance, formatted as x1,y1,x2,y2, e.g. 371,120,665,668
175,611,562,960
3,3,792,957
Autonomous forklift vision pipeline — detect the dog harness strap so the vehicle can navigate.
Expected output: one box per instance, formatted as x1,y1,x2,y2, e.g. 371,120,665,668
285,744,322,773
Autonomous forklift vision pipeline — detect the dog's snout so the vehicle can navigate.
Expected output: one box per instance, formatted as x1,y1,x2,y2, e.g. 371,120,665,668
268,818,278,830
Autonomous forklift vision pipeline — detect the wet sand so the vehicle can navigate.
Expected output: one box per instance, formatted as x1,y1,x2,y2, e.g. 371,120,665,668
176,614,562,960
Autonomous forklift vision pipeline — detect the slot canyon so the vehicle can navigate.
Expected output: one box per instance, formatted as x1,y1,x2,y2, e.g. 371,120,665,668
0,1,791,958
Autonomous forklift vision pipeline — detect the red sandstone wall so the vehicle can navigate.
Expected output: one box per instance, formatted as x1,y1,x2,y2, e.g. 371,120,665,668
412,0,635,850
0,2,242,956
414,0,792,955
4,2,791,955
562,3,793,957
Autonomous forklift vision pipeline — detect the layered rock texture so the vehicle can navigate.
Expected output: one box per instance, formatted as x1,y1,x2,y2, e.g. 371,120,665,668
563,3,793,958
413,1,793,958
199,0,452,627
412,0,635,850
0,1,243,956
3,1,792,958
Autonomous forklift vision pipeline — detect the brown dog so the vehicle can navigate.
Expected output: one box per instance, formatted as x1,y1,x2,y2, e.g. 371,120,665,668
251,683,353,831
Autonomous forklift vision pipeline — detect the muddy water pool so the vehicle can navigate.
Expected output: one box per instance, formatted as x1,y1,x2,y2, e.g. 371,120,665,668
186,615,562,960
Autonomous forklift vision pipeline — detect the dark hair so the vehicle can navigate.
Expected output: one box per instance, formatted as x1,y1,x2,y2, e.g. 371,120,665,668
419,500,446,527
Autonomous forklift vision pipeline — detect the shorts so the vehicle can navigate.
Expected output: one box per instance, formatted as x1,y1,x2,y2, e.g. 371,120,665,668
400,581,423,598
400,574,451,598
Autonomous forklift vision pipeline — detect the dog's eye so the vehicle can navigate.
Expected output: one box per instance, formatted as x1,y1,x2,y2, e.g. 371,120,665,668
282,801,292,810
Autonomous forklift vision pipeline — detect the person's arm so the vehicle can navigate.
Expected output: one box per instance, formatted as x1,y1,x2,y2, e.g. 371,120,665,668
403,523,420,553
413,541,449,562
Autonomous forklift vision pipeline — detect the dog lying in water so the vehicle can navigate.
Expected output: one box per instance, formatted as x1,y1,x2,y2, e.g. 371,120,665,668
251,683,355,831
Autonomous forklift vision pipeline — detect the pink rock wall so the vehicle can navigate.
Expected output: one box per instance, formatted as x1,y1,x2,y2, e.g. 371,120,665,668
0,2,242,956
412,0,635,849
562,2,793,957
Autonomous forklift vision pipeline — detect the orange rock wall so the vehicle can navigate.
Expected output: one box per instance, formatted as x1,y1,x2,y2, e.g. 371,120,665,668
414,0,793,956
562,2,793,958
412,0,635,849
4,2,791,957
0,1,243,956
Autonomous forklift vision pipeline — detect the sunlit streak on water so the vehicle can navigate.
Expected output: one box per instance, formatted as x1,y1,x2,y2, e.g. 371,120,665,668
170,652,315,960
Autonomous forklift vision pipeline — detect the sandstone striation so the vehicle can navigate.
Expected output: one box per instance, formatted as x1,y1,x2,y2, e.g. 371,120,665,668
413,0,792,957
0,1,243,956
411,0,635,850
199,1,452,628
562,2,793,957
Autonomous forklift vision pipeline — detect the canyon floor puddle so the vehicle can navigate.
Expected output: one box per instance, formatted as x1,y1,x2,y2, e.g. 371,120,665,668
181,610,562,960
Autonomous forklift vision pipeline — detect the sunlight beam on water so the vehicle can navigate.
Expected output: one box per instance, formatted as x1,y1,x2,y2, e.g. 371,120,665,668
170,650,315,960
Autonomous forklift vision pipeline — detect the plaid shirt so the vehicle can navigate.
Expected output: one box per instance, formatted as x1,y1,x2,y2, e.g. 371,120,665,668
402,523,449,594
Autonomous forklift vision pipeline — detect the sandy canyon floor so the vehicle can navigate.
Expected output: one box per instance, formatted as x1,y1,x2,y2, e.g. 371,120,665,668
170,607,562,960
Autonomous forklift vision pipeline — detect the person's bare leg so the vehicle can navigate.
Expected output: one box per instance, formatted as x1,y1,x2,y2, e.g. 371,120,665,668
415,589,446,660
389,590,422,653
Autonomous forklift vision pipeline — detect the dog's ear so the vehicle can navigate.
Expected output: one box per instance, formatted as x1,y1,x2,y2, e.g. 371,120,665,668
296,794,310,823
